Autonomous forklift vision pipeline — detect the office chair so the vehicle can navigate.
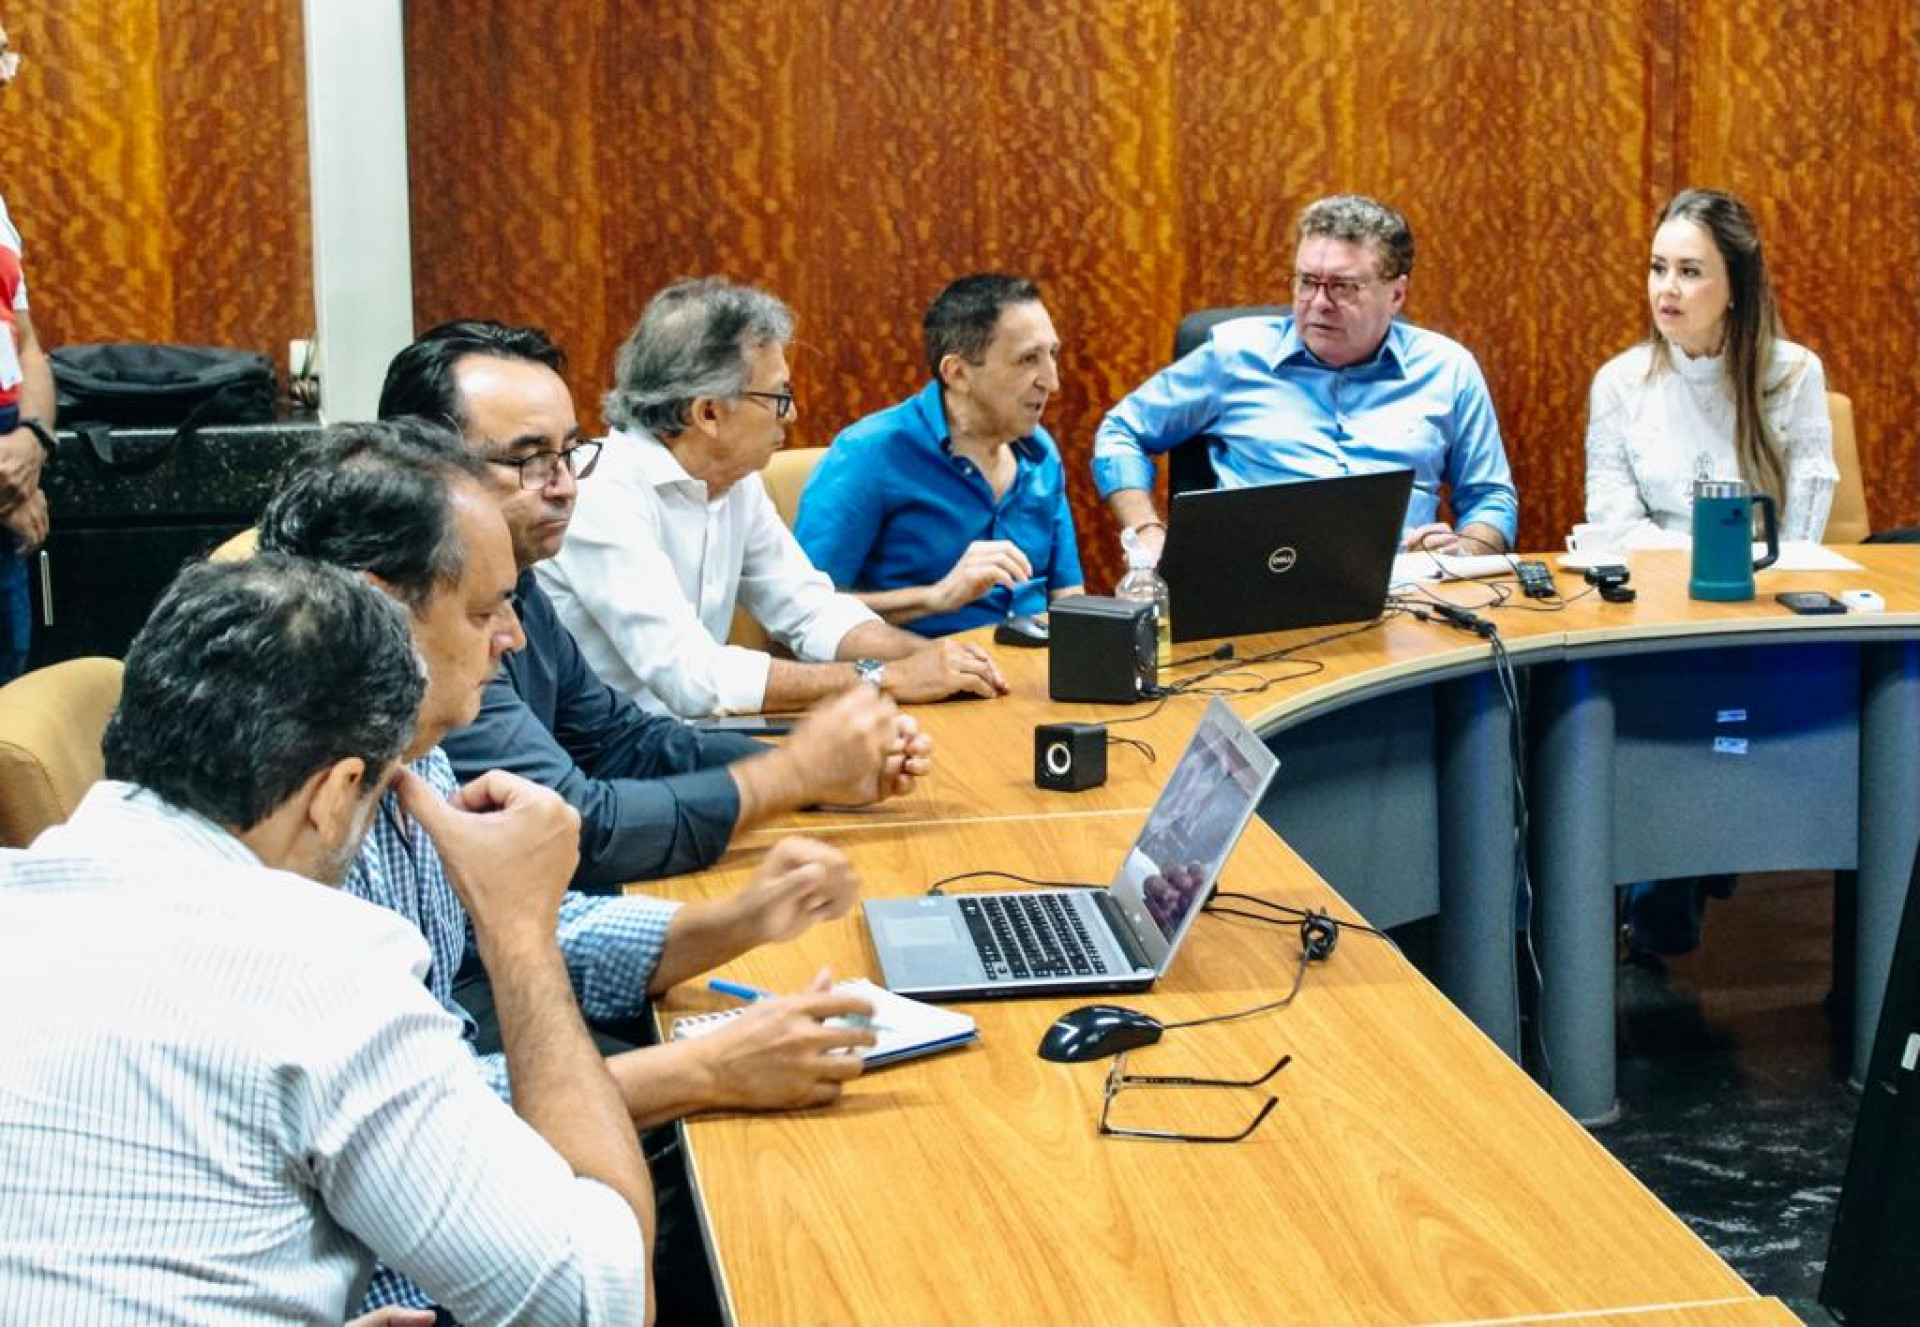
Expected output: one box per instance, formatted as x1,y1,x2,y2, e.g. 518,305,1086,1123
1823,392,1869,543
0,656,125,847
727,447,827,651
1164,305,1289,496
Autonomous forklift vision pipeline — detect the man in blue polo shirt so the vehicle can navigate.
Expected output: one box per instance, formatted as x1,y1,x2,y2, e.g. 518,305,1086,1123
1093,195,1518,557
796,273,1085,635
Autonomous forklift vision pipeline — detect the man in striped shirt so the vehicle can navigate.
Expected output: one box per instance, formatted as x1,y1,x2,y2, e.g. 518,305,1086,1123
0,555,654,1322
258,419,877,1319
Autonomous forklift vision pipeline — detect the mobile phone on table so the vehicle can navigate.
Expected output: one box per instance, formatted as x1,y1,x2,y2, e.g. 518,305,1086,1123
690,716,796,736
1774,591,1847,615
1515,560,1557,599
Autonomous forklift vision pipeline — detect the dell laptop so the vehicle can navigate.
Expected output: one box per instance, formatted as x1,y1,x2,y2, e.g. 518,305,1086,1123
864,698,1279,1001
1159,468,1415,641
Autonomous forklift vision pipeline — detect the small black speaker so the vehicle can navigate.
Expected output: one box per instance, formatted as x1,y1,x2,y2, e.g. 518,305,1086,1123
1035,722,1108,792
1048,595,1157,704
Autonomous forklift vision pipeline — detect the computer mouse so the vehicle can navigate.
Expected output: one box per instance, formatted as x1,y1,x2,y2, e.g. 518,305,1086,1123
1036,1004,1164,1062
994,614,1050,648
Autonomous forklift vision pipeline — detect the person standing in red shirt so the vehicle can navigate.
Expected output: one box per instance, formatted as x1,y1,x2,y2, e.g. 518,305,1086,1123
0,15,56,680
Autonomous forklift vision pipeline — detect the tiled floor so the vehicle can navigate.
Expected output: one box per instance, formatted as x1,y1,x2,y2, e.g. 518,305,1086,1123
1596,872,1860,1325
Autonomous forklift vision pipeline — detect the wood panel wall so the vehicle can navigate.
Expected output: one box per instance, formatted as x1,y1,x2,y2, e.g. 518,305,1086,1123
3,2,311,380
9,4,1916,592
403,0,1920,591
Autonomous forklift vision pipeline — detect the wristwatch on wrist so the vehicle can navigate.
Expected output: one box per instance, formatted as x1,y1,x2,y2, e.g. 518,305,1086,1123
854,658,887,690
20,417,56,459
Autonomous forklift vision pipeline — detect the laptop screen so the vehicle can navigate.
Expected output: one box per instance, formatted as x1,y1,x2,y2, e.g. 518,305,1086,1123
1159,468,1414,641
1109,699,1279,960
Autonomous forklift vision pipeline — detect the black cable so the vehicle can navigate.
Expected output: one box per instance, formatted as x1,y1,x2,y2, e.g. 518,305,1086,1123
925,869,1094,897
1390,584,1505,616
1103,693,1173,727
1106,735,1156,763
1162,897,1399,1031
1164,613,1396,699
1205,891,1398,945
1482,624,1553,1089
1379,601,1553,1085
1160,944,1312,1030
1172,658,1328,699
1169,642,1235,668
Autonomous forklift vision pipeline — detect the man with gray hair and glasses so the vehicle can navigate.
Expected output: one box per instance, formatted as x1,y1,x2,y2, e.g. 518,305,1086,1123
538,276,1007,719
1095,193,1518,555
0,555,653,1321
381,320,932,892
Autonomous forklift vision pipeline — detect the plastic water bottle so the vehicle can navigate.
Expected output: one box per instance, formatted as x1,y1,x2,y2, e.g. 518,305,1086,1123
1115,528,1173,670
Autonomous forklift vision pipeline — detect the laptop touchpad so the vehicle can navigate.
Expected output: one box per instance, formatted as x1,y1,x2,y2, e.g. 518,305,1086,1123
871,905,989,987
885,915,963,947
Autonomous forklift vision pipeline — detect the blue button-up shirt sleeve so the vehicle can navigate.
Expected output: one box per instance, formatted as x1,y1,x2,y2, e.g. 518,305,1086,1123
442,575,766,891
1438,352,1519,545
556,891,678,1024
1092,340,1230,498
463,892,676,1103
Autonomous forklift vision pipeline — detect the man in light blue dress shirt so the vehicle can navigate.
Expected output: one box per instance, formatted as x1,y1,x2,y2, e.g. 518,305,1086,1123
1094,194,1519,556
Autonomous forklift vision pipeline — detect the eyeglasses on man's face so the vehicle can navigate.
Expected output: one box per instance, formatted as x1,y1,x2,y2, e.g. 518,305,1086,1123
1291,272,1388,307
486,439,603,490
741,389,797,421
1097,1051,1292,1144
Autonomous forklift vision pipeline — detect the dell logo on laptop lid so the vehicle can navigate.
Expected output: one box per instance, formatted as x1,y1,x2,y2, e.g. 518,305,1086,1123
1267,547,1298,574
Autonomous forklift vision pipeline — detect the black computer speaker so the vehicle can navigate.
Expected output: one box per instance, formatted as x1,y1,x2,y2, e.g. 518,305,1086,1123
1034,722,1108,792
1047,595,1157,704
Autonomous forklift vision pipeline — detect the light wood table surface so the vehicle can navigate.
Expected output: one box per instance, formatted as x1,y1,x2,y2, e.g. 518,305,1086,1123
754,545,1920,839
645,549,1920,1322
655,815,1776,1326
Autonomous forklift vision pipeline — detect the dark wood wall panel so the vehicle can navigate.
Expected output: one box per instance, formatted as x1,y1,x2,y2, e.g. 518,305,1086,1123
24,3,1914,595
411,0,1920,593
1172,1,1661,552
1679,1,1920,531
6,2,310,376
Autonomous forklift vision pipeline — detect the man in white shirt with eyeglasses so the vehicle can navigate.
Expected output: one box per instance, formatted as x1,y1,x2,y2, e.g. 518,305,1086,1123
537,276,1008,719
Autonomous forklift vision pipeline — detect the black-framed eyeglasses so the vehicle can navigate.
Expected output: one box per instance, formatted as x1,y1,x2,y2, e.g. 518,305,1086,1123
1291,272,1385,306
1098,1051,1292,1144
486,439,603,490
742,389,797,421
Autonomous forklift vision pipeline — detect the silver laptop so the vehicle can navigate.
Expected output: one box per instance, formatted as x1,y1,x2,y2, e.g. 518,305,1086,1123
1159,469,1414,642
864,698,1279,1001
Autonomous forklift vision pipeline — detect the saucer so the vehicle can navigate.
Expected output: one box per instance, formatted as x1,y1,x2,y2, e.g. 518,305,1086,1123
1557,551,1630,572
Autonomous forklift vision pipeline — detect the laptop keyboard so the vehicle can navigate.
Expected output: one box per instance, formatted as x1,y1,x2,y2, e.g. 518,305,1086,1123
957,894,1113,981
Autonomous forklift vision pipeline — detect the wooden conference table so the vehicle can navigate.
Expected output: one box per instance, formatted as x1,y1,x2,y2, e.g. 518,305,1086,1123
651,548,1920,1324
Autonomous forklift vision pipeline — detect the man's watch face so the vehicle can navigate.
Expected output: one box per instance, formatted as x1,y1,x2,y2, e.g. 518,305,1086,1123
855,658,885,687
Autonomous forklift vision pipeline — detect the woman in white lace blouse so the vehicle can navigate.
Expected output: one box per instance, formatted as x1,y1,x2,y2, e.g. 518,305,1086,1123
1585,188,1837,544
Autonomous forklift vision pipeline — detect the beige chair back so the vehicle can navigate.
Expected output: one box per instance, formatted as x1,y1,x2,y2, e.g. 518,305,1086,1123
728,448,828,651
210,527,259,562
1824,392,1869,543
0,657,125,847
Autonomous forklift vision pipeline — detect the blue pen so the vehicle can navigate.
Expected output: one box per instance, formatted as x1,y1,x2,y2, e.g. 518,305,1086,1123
708,977,879,1033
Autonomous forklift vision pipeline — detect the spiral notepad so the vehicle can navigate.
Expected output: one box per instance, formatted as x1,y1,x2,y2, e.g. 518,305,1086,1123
671,978,977,1068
